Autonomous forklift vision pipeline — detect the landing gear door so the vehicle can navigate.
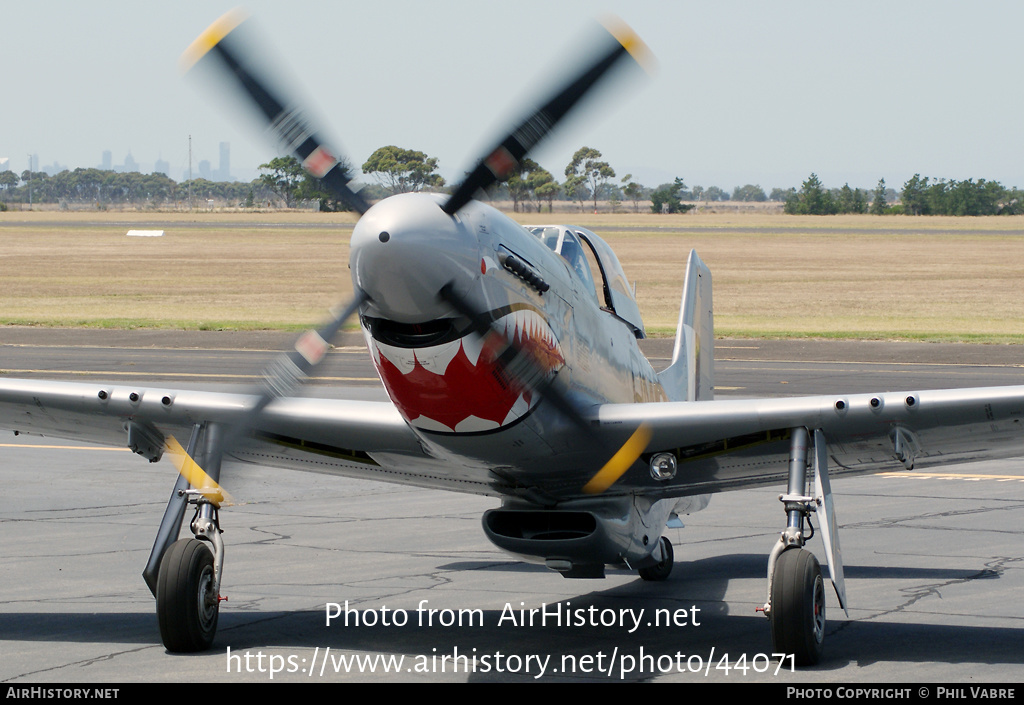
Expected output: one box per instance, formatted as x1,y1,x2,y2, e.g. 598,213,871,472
813,429,848,615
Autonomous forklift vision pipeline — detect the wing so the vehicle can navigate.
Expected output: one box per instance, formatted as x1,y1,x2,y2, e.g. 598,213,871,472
0,378,500,496
593,385,1024,496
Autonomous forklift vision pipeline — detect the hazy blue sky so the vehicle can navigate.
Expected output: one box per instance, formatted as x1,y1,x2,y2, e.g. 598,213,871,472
4,1,1023,192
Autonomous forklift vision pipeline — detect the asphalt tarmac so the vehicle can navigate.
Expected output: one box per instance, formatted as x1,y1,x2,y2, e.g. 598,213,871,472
1,330,1022,683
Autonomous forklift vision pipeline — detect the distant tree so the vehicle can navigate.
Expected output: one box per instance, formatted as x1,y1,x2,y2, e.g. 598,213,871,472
0,171,18,191
362,146,445,195
563,173,589,212
506,158,540,212
785,173,835,215
944,178,1005,216
901,174,929,215
530,169,559,212
998,188,1024,215
732,184,767,202
703,185,730,202
650,177,694,214
870,178,888,215
621,174,645,212
852,187,868,214
565,146,615,212
769,187,795,202
258,156,307,207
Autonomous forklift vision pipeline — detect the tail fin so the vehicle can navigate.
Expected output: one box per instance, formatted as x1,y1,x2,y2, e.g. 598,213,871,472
657,250,714,401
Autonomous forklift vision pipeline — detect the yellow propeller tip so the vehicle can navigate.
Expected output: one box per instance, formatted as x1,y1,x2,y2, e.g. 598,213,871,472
582,423,653,494
180,7,248,72
164,435,232,506
602,16,656,75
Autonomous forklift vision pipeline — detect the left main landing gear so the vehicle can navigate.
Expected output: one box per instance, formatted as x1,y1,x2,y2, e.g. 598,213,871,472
769,547,825,665
762,427,845,666
145,422,228,653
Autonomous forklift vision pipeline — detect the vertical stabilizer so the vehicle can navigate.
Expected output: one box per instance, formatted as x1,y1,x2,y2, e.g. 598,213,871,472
657,250,714,401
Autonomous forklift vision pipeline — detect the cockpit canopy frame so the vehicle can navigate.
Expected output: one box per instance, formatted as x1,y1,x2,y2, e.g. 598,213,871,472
526,224,645,338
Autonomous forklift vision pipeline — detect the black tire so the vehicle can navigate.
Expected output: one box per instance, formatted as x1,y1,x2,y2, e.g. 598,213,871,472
770,548,825,666
156,538,219,652
639,536,674,581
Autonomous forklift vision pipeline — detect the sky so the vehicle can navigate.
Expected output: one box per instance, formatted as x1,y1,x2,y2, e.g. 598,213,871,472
4,1,1024,192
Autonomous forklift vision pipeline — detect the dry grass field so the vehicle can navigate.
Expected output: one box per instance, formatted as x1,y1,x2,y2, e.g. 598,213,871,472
2,209,1023,342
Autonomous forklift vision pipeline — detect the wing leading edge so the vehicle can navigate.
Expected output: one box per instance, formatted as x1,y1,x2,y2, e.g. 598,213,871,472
593,385,1024,496
0,378,510,495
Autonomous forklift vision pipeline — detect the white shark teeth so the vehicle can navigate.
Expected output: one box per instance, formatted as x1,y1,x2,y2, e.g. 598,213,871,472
409,415,454,433
502,393,532,425
413,339,461,375
461,333,485,366
455,415,500,433
372,340,417,375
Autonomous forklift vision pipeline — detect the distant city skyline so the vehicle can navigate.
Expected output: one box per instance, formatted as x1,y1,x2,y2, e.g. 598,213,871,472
5,142,240,183
4,1,1024,194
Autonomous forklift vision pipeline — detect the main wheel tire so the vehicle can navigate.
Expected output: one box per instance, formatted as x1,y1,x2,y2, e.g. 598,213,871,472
770,548,825,666
156,538,219,652
639,536,674,581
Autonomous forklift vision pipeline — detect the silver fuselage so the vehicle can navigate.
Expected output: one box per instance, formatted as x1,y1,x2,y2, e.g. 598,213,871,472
350,193,664,495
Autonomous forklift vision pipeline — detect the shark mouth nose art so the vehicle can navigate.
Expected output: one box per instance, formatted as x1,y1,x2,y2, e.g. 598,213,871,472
367,307,565,433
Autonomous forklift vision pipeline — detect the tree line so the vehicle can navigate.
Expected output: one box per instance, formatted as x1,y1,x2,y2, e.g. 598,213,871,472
784,173,1024,216
0,167,272,208
353,144,776,214
4,154,1021,216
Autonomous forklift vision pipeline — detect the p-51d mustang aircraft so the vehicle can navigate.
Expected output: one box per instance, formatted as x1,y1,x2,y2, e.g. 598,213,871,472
3,11,1024,667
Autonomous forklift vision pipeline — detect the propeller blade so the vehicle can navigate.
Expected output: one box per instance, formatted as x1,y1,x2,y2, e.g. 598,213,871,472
438,283,651,492
163,291,367,505
443,18,653,216
257,292,367,403
164,435,232,506
438,282,647,493
581,423,651,494
438,283,594,439
181,9,370,214
224,290,368,454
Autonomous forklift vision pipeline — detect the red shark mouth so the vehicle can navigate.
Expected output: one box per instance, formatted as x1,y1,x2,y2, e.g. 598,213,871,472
367,307,564,433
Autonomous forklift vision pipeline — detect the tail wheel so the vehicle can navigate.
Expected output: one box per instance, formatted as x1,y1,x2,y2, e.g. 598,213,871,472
157,538,219,652
639,535,674,581
770,548,825,665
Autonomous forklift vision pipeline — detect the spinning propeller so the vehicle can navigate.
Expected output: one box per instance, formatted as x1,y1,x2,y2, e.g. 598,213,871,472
437,283,652,495
168,9,654,512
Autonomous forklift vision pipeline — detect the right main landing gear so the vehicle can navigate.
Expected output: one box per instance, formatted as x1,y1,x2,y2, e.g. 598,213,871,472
157,537,219,652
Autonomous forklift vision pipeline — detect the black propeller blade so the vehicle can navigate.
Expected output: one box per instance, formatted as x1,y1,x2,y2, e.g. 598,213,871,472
155,289,366,525
181,10,370,215
443,18,653,216
438,283,595,440
437,283,651,494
